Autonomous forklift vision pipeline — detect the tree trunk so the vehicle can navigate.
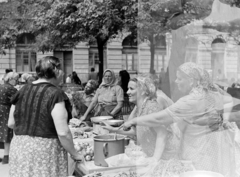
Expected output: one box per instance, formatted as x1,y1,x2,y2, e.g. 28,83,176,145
149,34,155,73
96,36,108,84
161,27,187,101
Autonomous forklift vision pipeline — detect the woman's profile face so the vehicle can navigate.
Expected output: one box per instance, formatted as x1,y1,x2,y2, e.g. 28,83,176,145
175,70,193,94
104,71,112,84
127,81,137,104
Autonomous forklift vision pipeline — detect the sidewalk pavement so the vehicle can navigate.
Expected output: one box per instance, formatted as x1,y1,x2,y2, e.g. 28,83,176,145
0,149,9,177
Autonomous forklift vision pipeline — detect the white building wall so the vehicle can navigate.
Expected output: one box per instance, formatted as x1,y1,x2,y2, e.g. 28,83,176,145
106,40,123,74
73,43,89,83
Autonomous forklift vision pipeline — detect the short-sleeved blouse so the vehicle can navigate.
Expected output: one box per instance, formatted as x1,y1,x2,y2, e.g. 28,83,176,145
0,83,17,106
95,85,124,105
11,82,72,139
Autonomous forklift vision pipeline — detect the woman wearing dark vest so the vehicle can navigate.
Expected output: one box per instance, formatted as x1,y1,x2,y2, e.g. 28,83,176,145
8,56,83,177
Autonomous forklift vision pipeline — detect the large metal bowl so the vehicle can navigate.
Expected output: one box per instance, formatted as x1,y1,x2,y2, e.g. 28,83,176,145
180,171,224,177
90,116,113,124
102,120,124,127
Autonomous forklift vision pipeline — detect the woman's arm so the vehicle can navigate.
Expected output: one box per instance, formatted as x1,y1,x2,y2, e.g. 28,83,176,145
111,126,136,136
81,94,98,121
110,86,124,115
52,101,83,161
123,109,173,130
110,101,123,116
102,106,137,136
226,112,240,123
8,105,15,129
152,127,168,161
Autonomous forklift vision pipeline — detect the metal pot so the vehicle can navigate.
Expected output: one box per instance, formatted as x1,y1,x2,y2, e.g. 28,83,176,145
94,134,127,167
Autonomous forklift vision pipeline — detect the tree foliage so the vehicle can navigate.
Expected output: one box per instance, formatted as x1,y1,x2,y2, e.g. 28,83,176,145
29,0,137,79
138,0,214,73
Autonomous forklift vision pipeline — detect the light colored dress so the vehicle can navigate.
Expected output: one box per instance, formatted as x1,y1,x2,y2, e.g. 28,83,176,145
135,99,162,157
165,87,239,177
9,136,67,177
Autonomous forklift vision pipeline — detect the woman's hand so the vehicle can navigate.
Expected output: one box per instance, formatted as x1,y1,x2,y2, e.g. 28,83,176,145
122,119,135,131
101,122,114,132
69,118,81,127
71,153,84,163
79,115,87,122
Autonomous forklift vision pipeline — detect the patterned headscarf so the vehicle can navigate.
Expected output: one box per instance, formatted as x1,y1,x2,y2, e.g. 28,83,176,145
4,72,19,82
21,73,32,82
137,74,157,99
178,62,215,91
99,69,117,88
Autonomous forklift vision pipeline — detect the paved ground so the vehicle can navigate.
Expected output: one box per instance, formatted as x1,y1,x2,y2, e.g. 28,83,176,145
0,149,9,177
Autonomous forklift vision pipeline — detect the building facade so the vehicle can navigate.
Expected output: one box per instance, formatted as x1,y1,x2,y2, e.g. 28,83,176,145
0,33,168,83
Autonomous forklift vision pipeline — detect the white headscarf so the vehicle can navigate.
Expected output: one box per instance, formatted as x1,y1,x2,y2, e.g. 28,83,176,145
4,72,19,82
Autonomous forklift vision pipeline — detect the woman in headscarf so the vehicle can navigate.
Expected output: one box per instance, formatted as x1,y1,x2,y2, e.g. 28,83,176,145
123,62,240,177
0,72,18,164
102,75,178,161
21,73,36,84
80,69,124,121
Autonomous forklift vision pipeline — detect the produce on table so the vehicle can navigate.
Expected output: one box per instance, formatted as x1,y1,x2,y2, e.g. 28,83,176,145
74,142,94,161
85,170,138,177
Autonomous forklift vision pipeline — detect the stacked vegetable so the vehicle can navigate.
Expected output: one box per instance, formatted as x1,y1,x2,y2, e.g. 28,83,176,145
74,142,94,161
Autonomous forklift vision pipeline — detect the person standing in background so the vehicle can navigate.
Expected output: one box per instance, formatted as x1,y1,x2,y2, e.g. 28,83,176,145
66,74,72,83
118,70,130,97
71,71,81,85
0,72,18,164
88,67,98,83
159,68,165,89
2,69,13,82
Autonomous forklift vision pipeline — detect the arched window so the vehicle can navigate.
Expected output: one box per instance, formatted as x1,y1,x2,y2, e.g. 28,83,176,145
16,33,36,72
211,37,226,81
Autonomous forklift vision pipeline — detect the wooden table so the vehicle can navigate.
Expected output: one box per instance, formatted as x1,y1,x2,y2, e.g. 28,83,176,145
70,137,145,176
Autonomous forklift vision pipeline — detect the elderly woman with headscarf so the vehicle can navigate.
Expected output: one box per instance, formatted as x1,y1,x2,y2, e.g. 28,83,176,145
80,69,124,122
21,73,36,84
122,62,240,177
0,72,18,164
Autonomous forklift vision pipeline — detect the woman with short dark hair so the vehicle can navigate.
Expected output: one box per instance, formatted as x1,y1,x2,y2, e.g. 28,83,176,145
8,56,83,177
119,70,130,97
71,71,81,85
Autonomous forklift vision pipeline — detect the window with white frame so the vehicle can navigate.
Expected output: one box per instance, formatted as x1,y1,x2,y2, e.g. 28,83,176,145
16,33,36,72
122,53,138,71
16,50,36,72
122,34,138,72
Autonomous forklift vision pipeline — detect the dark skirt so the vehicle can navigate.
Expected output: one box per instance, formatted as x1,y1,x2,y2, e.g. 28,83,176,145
0,104,13,143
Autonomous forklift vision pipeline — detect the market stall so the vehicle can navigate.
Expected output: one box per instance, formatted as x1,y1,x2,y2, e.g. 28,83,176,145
68,117,148,177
